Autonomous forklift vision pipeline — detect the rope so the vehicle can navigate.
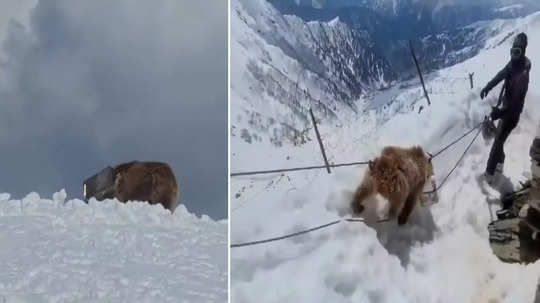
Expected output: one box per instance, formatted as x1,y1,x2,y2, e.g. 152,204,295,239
230,219,343,248
429,122,483,159
230,216,399,248
230,165,333,177
436,77,469,80
230,161,370,177
424,125,483,194
230,122,482,177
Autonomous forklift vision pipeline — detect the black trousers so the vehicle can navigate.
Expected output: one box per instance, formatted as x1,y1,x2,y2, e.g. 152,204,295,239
486,114,520,175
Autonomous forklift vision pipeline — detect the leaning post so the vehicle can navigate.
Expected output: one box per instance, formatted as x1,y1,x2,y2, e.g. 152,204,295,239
469,72,475,89
309,108,331,174
409,40,431,107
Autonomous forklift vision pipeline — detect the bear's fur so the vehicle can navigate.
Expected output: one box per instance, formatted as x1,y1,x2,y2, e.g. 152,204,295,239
113,161,179,211
351,146,434,225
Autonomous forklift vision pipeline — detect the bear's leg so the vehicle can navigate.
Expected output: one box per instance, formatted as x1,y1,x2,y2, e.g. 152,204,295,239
351,175,374,215
149,173,171,210
388,192,406,219
397,184,423,225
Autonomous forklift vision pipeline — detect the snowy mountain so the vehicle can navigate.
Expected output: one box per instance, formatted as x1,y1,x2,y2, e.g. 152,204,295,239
271,0,540,77
231,4,540,302
231,0,397,150
272,0,540,25
231,0,527,148
0,191,227,302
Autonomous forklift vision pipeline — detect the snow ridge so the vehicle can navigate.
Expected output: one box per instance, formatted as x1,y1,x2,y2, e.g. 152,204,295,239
0,191,227,302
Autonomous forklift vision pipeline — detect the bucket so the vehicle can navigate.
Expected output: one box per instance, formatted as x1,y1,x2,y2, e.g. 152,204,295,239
482,118,497,141
83,166,115,202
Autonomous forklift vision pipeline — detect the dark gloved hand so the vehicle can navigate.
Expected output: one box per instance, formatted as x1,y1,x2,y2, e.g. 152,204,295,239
480,87,490,99
490,106,502,121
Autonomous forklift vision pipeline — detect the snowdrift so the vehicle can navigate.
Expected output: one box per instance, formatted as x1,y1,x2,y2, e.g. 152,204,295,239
231,4,540,303
0,191,227,302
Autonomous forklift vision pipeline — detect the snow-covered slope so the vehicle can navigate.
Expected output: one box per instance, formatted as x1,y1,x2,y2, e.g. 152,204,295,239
231,8,540,303
0,191,227,302
231,0,395,147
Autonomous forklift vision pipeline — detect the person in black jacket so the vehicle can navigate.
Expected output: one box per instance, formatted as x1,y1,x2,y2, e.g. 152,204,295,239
480,32,531,183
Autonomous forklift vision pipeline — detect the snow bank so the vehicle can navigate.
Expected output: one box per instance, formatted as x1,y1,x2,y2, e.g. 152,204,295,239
231,7,540,303
0,191,227,302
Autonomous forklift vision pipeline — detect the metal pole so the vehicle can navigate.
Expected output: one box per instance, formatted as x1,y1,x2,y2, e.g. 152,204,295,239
409,40,431,106
469,72,474,89
309,108,331,174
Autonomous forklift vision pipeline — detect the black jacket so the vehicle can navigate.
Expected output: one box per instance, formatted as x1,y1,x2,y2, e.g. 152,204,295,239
485,56,531,117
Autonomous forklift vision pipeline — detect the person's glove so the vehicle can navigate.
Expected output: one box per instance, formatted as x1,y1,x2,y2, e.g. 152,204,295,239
490,106,502,121
480,87,490,99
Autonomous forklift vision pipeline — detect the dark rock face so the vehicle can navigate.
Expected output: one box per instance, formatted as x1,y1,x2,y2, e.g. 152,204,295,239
488,217,522,263
488,138,540,264
488,202,540,264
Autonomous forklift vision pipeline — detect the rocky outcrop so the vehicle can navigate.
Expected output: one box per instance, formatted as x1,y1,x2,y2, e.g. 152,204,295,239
488,137,540,264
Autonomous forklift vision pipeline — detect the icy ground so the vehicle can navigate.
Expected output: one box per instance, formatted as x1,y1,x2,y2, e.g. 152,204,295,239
231,9,540,303
0,191,227,303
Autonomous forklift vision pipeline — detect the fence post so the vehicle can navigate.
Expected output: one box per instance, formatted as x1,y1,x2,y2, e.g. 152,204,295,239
469,72,475,89
309,108,331,174
409,40,431,107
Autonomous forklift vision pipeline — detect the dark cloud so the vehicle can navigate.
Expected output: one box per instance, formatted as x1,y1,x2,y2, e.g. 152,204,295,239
0,0,228,219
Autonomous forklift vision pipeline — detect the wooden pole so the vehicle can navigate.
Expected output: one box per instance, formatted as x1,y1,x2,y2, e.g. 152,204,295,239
309,108,331,174
469,72,475,89
409,40,431,106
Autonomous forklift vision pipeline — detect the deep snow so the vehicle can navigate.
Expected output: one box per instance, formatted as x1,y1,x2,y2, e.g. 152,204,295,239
0,191,227,302
231,3,540,302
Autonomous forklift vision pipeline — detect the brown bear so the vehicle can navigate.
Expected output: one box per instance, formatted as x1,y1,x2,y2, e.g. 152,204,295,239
113,161,179,211
351,146,434,225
